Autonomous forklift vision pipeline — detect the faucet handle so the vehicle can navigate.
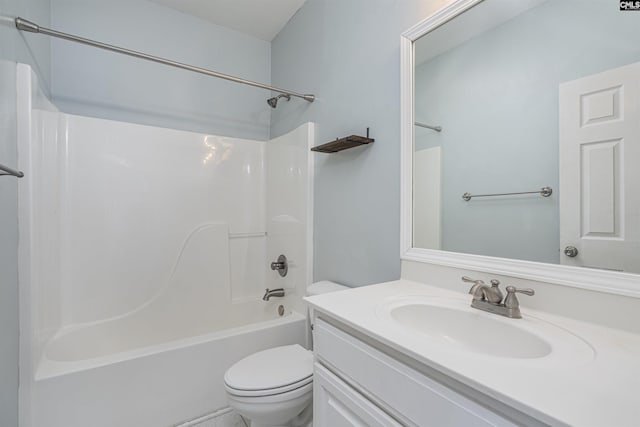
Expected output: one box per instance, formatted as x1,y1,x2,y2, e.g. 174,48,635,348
504,286,534,309
461,276,485,296
506,286,534,296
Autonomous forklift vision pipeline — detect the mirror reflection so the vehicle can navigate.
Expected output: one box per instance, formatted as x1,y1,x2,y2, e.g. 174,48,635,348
412,0,640,273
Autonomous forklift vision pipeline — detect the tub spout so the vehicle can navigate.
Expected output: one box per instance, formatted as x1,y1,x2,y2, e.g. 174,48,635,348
263,288,285,301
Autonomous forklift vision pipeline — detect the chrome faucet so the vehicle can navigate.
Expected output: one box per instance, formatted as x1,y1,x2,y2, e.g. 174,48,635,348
461,276,534,319
263,288,285,301
461,276,502,303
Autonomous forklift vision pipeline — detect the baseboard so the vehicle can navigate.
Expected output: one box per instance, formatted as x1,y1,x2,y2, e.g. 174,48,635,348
174,407,243,427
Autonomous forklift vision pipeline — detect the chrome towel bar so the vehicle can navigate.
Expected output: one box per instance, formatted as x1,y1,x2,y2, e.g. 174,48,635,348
415,121,442,132
462,186,552,201
0,162,24,178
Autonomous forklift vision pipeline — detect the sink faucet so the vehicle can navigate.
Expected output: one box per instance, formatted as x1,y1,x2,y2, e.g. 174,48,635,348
263,288,285,301
461,276,503,303
461,276,534,319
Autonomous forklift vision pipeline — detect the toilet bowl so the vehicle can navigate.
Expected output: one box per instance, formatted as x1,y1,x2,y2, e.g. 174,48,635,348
224,281,348,427
225,344,313,427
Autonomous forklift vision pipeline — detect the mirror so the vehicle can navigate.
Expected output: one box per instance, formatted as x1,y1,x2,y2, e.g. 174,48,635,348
401,0,640,293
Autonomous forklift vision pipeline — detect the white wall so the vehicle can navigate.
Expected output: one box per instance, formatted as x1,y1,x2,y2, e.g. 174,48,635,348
270,0,450,287
0,0,50,424
50,0,272,140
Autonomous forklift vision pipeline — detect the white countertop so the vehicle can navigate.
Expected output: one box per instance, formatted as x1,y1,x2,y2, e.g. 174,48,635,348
305,280,640,427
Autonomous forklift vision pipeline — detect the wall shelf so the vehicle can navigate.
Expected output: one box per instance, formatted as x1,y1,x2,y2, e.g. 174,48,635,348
311,128,374,153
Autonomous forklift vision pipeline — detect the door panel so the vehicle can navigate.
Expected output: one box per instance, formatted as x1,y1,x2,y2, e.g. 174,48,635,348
559,62,640,273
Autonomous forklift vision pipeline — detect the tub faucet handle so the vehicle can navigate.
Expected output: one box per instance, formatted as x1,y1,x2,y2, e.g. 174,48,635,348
270,254,288,277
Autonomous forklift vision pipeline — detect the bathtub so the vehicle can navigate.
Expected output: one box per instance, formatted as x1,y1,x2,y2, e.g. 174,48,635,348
31,301,306,427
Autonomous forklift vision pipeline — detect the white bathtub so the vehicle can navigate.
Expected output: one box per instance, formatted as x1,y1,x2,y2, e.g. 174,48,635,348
32,303,306,427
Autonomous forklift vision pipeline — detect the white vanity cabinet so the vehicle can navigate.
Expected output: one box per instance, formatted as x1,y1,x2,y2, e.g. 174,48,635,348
314,364,402,426
313,317,524,427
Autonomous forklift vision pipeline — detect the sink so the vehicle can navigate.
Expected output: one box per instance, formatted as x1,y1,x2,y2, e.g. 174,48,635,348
378,296,595,361
390,303,551,358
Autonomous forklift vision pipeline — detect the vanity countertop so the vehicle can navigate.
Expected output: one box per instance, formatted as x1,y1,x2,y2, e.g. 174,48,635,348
305,280,640,427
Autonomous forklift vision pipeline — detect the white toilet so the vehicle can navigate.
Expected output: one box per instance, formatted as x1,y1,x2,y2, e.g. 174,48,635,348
224,281,347,427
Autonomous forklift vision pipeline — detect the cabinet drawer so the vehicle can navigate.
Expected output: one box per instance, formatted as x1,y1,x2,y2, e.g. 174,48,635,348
314,363,402,427
314,318,517,427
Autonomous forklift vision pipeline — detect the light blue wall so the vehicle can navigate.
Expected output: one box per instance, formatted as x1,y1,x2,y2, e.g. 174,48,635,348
0,1,50,425
270,0,443,287
0,0,51,90
415,0,640,264
50,0,272,140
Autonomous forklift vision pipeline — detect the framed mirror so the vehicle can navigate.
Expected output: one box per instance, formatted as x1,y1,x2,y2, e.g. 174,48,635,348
400,0,640,296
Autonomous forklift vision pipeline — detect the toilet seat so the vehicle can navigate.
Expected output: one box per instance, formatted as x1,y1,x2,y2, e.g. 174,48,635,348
224,344,313,398
226,378,313,400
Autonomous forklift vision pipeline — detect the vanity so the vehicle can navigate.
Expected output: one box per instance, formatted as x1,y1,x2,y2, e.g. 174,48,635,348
306,280,640,426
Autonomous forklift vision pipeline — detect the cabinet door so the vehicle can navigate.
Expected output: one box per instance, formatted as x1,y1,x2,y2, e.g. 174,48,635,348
314,363,402,427
315,318,521,427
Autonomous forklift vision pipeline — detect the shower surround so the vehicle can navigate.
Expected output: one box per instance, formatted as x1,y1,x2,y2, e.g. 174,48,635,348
16,64,314,427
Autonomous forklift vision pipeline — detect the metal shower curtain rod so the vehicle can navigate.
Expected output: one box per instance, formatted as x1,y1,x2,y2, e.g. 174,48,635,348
15,17,315,103
0,162,24,178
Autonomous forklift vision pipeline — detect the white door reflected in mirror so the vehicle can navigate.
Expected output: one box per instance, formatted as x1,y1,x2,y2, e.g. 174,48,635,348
559,61,640,273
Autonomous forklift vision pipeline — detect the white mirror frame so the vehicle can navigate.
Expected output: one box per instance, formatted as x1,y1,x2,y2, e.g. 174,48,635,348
400,0,640,298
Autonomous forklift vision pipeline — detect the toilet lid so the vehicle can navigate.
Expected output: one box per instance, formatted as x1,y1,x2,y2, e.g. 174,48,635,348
224,344,313,392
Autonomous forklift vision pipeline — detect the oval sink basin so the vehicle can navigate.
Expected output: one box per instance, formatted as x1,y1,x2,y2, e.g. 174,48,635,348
378,296,594,362
390,303,551,358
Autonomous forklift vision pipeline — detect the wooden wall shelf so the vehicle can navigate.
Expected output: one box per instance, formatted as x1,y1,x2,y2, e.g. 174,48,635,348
311,128,374,153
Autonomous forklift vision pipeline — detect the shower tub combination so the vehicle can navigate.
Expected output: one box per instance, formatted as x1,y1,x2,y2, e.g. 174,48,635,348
17,64,314,427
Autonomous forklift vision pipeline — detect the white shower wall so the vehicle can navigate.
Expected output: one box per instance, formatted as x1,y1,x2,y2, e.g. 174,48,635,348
61,116,267,323
266,124,314,314
29,110,268,327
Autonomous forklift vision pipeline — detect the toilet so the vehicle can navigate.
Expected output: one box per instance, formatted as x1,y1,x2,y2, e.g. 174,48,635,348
224,281,348,427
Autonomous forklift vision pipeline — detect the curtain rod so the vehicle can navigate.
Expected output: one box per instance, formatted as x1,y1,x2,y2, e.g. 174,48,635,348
0,162,24,178
15,17,315,103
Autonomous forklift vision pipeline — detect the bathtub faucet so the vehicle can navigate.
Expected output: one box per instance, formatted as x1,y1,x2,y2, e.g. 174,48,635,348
263,288,285,301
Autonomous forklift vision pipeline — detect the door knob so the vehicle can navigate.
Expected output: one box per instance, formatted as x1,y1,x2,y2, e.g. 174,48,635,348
564,246,578,257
